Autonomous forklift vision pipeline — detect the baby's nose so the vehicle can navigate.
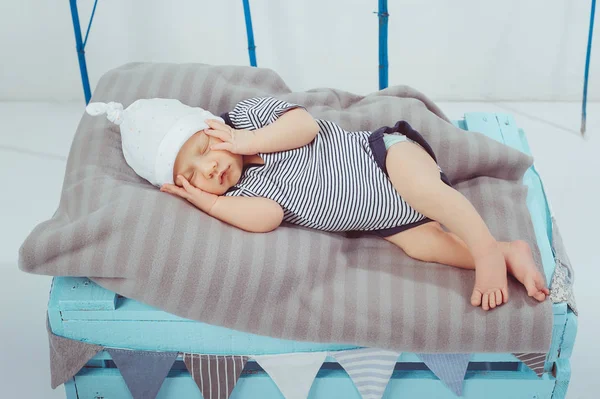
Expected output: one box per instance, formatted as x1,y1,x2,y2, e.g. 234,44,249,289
205,162,218,178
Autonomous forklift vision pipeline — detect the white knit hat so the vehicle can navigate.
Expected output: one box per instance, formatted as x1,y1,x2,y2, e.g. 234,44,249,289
86,99,224,187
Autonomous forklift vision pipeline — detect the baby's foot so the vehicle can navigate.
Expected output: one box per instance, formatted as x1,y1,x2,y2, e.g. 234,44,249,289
502,240,549,302
471,245,509,311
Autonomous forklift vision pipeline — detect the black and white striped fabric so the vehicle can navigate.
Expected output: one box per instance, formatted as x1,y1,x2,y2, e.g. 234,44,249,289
223,97,427,234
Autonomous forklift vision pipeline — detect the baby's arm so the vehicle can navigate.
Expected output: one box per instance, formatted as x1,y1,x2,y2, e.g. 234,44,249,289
161,176,283,233
252,107,319,153
210,196,283,233
214,97,320,154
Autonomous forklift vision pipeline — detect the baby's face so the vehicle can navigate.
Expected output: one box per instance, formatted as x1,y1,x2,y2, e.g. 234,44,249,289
173,130,244,195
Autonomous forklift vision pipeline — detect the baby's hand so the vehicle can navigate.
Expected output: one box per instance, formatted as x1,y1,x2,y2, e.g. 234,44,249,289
204,119,258,155
161,175,218,213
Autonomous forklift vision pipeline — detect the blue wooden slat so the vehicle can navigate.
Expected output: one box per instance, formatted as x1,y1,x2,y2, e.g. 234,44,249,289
87,349,524,364
63,378,78,399
51,276,117,311
72,367,555,399
558,310,578,360
496,113,523,150
551,359,572,399
547,303,567,366
498,117,558,286
463,112,504,143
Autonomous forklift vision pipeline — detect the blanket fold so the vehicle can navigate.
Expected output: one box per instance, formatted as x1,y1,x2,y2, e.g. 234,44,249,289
19,63,552,353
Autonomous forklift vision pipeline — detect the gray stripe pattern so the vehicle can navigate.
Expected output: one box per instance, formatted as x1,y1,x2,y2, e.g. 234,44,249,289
19,63,553,353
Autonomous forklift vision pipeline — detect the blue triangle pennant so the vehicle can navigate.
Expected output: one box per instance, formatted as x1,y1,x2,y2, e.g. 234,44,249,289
106,348,178,399
417,353,471,396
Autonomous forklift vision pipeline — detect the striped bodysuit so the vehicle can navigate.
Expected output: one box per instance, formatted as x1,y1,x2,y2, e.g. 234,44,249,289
221,96,450,237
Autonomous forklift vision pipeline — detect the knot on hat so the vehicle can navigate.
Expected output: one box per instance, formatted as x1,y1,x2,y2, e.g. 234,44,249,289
86,101,125,125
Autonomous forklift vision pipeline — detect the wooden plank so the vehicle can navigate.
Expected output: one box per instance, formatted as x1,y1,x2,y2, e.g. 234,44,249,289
496,113,524,150
547,303,568,365
551,359,572,399
52,277,117,311
72,367,555,399
558,310,578,360
63,378,78,399
522,167,556,284
47,277,66,336
463,112,505,143
518,128,533,155
495,115,556,285
87,348,526,364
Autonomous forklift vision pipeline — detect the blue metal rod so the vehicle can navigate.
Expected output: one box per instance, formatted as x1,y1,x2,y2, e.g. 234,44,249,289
242,0,257,67
83,0,99,49
582,0,596,135
378,0,389,90
69,0,92,104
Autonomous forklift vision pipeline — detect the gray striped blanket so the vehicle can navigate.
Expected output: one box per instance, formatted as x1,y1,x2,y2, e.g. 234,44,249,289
19,63,553,353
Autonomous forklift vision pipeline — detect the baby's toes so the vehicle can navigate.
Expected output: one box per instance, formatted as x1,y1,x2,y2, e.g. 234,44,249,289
524,276,538,297
533,291,546,302
502,287,509,303
471,289,483,307
494,290,503,307
482,293,490,311
488,291,497,309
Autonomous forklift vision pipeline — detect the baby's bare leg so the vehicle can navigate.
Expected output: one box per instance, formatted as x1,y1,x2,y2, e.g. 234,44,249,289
385,141,507,311
385,222,550,304
384,222,475,269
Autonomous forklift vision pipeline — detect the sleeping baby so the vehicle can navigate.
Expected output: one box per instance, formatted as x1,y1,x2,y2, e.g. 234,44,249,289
87,97,549,311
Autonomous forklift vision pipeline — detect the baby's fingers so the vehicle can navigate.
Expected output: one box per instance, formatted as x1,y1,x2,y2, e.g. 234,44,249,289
210,142,235,152
204,128,231,142
177,175,198,193
161,184,189,199
205,119,230,131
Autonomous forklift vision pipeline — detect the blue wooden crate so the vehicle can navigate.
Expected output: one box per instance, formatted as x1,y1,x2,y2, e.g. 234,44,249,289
48,113,577,399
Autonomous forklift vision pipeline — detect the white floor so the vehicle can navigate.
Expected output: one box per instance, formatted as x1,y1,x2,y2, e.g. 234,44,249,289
0,101,598,398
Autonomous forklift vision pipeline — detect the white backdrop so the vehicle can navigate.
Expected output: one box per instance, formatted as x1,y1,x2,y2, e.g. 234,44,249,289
0,0,598,101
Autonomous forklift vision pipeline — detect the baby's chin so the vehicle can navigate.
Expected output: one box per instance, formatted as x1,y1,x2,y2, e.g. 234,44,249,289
211,182,237,196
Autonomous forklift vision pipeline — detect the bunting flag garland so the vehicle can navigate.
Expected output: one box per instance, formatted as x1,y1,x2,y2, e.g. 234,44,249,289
253,352,328,399
329,348,400,399
106,348,178,399
182,353,249,399
513,353,546,377
49,314,532,399
46,315,103,389
416,353,471,397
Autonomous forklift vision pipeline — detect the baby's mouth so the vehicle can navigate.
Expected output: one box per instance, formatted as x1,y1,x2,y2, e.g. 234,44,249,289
219,166,229,185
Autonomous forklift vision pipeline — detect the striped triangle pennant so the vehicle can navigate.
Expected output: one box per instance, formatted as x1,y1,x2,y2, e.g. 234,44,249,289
416,353,471,396
106,348,178,399
513,353,546,377
330,348,400,399
253,351,327,399
182,353,249,399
